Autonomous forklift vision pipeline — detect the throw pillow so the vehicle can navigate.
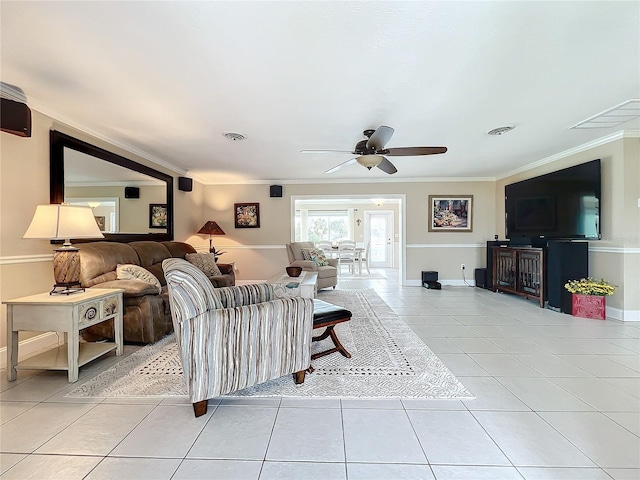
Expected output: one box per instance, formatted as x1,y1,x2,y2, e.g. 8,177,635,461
116,264,162,294
301,248,314,261
308,248,328,266
185,253,222,277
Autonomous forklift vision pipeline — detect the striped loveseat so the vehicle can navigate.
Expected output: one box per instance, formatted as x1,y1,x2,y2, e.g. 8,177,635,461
163,258,314,417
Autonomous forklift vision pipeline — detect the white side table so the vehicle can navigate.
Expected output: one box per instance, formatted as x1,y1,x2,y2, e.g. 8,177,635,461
267,271,318,299
4,288,124,382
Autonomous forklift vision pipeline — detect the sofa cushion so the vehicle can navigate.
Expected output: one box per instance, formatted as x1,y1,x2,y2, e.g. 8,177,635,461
93,279,161,297
79,242,140,288
162,241,197,259
129,241,175,285
185,253,222,277
117,264,162,294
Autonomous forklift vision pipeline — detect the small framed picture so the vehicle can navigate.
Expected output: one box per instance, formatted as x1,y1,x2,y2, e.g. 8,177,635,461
234,202,260,228
428,195,473,232
149,203,168,229
94,216,106,231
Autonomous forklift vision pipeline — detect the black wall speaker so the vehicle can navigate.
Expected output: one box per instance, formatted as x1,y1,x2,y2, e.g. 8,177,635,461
178,177,193,192
1,98,31,137
270,185,283,197
124,186,140,199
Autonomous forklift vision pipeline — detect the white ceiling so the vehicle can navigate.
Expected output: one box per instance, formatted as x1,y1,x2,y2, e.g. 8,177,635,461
2,1,639,184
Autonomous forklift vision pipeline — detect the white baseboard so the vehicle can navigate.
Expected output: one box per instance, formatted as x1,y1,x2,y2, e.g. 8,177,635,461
0,332,60,369
405,279,476,287
606,306,640,322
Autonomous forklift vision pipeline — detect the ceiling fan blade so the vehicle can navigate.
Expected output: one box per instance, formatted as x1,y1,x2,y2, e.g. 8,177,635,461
301,149,355,154
383,146,448,156
366,126,394,151
376,157,397,175
325,158,357,174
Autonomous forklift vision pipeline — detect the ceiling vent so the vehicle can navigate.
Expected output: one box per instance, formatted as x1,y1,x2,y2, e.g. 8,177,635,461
570,99,640,129
223,132,246,141
487,125,515,136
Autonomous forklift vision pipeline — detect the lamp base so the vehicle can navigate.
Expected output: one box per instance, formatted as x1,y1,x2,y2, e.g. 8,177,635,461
50,282,85,296
53,247,82,287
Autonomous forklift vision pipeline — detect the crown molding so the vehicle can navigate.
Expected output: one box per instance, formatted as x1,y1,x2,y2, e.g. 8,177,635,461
195,176,497,186
22,94,187,176
0,82,27,102
407,243,485,248
497,130,639,180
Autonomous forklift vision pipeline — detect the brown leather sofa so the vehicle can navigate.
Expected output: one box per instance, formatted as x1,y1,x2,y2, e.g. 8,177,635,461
78,241,235,343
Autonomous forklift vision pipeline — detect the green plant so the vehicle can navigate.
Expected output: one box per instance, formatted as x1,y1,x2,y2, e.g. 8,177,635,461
564,277,617,296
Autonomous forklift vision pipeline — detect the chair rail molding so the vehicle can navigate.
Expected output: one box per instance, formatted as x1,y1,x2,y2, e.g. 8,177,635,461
407,243,485,248
0,254,54,265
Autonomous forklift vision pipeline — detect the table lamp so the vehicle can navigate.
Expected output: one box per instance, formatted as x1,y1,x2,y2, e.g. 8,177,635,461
197,221,226,256
23,204,104,295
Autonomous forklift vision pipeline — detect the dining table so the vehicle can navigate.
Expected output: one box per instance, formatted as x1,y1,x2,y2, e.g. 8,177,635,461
326,245,366,275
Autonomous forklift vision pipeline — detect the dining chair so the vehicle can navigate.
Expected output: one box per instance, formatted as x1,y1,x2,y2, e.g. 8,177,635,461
314,240,333,258
337,239,356,274
360,241,371,274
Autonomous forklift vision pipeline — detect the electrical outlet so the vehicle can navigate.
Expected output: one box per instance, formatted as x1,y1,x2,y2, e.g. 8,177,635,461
461,264,465,270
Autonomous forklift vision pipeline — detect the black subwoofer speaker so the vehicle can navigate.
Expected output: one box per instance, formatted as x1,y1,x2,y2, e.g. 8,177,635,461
178,177,193,192
1,98,31,137
270,185,283,197
422,271,440,289
474,268,487,289
547,240,588,314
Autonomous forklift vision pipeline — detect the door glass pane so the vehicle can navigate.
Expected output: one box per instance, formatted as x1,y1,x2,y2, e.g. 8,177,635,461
370,216,387,263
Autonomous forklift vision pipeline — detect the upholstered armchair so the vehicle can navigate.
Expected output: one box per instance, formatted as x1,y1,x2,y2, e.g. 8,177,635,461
163,258,314,417
286,241,338,290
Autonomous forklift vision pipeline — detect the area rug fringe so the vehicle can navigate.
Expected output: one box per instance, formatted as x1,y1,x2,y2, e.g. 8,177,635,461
66,289,474,399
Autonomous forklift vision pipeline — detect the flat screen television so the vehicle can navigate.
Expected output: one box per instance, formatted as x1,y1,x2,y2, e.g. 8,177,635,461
505,159,601,241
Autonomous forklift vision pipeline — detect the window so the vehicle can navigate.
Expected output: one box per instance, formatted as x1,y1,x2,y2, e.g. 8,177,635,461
295,210,349,242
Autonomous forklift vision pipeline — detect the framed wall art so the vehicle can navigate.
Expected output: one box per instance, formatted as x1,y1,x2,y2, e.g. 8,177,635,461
149,203,168,229
428,195,473,232
234,202,260,228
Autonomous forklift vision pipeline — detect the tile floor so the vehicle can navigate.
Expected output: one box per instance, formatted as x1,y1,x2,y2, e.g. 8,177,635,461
1,269,639,479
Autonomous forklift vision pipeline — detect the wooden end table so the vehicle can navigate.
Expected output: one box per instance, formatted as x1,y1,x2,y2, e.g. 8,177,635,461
3,288,124,382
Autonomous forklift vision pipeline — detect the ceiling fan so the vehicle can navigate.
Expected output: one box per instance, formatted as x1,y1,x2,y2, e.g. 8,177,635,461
301,126,447,175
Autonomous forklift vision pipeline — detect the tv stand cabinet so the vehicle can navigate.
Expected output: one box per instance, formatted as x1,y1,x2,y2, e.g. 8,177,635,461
492,247,545,307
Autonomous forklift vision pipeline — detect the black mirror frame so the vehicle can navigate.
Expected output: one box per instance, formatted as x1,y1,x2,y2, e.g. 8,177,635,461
50,130,174,243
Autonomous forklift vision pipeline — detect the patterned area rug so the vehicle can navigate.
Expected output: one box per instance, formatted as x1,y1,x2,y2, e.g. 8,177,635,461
66,289,473,399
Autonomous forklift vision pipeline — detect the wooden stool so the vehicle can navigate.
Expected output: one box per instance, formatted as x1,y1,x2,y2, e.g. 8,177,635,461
312,299,352,360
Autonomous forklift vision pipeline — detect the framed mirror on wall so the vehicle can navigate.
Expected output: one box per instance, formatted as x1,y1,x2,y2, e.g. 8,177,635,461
50,130,174,242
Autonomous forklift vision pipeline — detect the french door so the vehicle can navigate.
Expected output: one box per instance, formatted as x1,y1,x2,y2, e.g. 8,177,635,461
365,211,394,268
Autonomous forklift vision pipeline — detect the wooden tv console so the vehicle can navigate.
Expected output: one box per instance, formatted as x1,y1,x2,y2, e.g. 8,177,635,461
492,247,545,307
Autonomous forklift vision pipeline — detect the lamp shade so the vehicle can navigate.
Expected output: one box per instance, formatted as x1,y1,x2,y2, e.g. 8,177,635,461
23,204,104,241
356,155,383,170
197,221,225,236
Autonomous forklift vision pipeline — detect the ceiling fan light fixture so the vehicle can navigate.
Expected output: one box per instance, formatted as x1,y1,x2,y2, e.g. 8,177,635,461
487,125,515,136
357,155,383,170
